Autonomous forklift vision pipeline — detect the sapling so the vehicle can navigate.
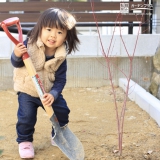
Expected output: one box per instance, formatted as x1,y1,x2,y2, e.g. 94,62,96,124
89,0,147,156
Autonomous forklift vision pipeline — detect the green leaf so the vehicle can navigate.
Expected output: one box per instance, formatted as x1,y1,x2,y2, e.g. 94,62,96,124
0,136,4,140
0,149,3,155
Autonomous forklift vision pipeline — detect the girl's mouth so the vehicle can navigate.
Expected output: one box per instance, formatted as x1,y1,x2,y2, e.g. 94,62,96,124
48,40,55,44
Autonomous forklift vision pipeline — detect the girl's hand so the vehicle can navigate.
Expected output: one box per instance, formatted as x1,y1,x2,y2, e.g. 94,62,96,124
14,43,27,57
42,93,54,106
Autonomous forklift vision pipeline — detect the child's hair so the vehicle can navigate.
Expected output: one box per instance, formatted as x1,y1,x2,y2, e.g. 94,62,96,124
27,8,80,54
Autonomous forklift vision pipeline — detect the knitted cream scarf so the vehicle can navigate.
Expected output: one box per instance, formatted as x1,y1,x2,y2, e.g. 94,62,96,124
13,38,67,97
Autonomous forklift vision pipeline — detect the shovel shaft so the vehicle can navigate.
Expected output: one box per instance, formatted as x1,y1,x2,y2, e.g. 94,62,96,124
23,57,54,117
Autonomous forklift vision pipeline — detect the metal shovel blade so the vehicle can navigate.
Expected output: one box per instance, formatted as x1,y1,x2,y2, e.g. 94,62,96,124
50,114,85,160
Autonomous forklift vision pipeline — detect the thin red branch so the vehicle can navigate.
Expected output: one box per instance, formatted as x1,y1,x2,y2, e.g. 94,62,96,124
89,0,146,156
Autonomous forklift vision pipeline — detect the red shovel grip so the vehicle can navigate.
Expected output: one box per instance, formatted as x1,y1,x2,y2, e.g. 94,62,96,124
0,17,29,59
2,17,19,27
0,17,23,44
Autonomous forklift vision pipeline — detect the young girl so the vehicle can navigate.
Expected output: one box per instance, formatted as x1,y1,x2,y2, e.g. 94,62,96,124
11,8,80,158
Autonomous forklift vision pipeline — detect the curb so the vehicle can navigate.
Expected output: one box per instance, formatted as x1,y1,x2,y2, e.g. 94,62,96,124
119,78,160,126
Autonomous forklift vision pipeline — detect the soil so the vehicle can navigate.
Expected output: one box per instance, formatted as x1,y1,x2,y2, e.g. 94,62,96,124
0,86,160,160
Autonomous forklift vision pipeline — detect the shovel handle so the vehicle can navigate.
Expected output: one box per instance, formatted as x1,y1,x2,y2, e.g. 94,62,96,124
0,17,23,44
1,17,19,27
0,17,29,59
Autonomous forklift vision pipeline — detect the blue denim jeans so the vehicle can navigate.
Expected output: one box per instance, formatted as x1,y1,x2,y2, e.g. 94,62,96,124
16,92,70,143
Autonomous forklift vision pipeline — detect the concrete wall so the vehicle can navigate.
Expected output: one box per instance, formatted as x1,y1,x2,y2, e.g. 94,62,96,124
0,32,160,90
1,32,160,58
67,56,153,89
0,57,153,90
0,59,14,90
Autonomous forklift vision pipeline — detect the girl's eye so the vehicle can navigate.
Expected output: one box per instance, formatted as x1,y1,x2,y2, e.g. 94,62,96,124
58,31,62,34
47,28,51,31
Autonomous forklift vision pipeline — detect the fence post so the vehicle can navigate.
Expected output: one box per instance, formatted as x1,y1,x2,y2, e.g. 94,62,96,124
128,0,133,34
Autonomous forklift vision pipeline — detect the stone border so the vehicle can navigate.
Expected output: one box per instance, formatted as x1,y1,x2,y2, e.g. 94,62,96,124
119,78,160,126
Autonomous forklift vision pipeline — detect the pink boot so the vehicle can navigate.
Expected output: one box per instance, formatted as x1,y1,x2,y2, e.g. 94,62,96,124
19,142,34,159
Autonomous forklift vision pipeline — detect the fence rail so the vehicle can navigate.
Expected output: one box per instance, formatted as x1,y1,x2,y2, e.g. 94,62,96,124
0,1,152,34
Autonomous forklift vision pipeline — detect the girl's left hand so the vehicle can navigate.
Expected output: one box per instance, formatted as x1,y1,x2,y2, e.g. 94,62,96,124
42,93,54,106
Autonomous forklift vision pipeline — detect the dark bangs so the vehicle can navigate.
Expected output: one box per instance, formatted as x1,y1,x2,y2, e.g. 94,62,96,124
27,7,80,54
40,8,67,30
27,8,68,42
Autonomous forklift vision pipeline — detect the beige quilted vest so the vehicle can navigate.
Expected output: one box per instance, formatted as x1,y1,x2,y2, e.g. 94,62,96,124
13,38,67,97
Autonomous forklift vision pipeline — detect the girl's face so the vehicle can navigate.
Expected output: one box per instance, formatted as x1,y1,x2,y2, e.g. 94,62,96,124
40,26,67,54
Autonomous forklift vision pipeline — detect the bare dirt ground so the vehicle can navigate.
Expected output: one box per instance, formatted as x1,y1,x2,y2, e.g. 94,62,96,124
0,86,160,160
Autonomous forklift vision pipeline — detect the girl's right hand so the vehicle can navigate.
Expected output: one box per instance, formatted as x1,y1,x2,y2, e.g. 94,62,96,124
14,43,27,57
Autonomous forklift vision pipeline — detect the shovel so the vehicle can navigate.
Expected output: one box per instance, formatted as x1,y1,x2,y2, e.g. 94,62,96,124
0,17,85,160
